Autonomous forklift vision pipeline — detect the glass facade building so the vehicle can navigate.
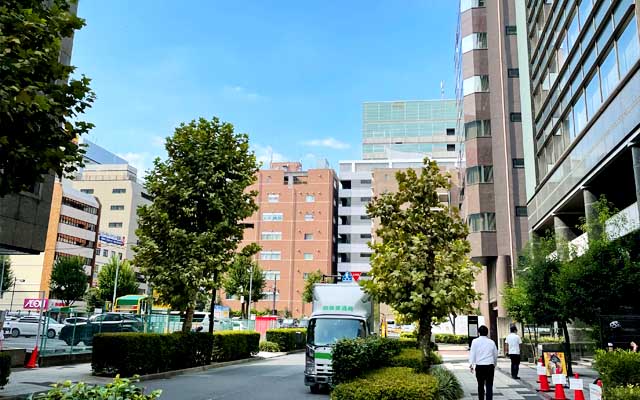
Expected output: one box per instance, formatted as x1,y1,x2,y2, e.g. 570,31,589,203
362,100,459,160
521,0,640,236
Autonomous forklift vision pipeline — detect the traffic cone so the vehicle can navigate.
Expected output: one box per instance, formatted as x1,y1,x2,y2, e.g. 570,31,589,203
538,364,551,392
573,373,586,400
554,378,567,400
25,346,39,369
536,357,543,383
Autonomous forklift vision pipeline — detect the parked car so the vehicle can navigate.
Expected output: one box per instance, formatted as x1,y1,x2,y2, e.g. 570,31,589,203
298,318,309,328
58,313,143,346
3,316,65,339
281,318,298,328
63,317,88,325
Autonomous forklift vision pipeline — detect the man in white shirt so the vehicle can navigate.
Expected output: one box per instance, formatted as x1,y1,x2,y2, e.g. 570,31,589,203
469,325,498,400
505,325,522,379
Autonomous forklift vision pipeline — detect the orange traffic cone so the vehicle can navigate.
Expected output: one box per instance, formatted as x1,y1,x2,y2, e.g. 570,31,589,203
538,365,551,392
536,357,543,383
573,373,586,400
554,379,567,400
25,346,38,369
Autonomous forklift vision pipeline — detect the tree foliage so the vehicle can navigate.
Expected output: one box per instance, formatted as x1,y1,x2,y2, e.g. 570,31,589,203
302,269,323,304
223,254,265,319
135,117,259,332
49,256,88,306
0,0,95,196
362,158,480,369
96,257,139,303
0,255,15,293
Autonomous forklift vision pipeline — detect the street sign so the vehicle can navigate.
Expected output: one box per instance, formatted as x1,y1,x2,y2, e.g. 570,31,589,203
351,272,361,282
23,298,48,310
342,271,353,282
589,383,602,400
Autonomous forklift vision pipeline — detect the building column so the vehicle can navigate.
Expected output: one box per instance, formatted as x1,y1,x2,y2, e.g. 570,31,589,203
632,146,640,214
554,215,576,257
495,255,511,318
583,188,601,240
476,264,490,328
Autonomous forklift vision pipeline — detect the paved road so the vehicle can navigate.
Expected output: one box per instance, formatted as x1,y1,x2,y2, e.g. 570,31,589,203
141,353,329,400
3,336,82,351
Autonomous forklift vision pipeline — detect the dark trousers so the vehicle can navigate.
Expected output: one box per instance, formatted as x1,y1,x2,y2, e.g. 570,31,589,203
475,364,495,400
509,354,521,378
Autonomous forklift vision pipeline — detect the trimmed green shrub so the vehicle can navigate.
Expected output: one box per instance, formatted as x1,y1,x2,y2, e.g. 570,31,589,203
331,367,438,400
0,353,10,388
607,385,640,400
397,337,418,349
594,350,640,388
213,331,260,362
431,366,464,400
259,341,280,352
390,348,423,371
434,334,468,344
265,328,306,352
400,331,417,339
332,337,401,384
32,376,161,399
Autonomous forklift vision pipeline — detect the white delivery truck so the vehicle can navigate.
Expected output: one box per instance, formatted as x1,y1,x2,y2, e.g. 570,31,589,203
304,283,378,393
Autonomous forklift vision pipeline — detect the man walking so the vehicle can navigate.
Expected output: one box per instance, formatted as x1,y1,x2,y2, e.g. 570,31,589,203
470,325,498,400
505,325,522,379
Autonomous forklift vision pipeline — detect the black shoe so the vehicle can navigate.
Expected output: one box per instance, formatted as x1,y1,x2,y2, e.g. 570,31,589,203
513,377,521,380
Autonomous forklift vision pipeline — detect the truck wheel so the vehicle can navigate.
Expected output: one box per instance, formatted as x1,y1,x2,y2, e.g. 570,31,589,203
47,329,56,339
309,384,322,394
10,328,19,338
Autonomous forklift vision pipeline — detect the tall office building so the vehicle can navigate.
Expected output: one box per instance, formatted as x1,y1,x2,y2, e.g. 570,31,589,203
456,0,529,344
362,100,459,161
222,162,338,317
518,0,640,241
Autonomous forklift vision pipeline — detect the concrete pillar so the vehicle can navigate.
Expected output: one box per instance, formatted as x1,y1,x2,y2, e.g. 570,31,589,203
632,146,640,215
495,255,511,318
476,265,490,329
554,215,576,258
583,188,601,240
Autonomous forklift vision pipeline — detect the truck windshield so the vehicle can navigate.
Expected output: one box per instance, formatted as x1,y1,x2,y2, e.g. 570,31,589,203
307,318,366,346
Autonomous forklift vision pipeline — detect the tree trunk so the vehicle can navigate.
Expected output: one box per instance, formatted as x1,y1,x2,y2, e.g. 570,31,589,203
561,321,573,376
449,313,457,335
183,306,195,332
418,316,433,371
208,288,217,334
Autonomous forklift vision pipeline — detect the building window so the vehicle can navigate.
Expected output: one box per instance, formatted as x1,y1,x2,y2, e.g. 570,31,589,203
446,144,456,152
513,158,525,168
468,213,496,232
360,215,371,220
305,195,315,203
267,193,279,203
263,270,280,281
360,179,372,184
463,75,489,95
304,213,314,221
466,166,493,184
304,253,313,260
464,120,491,139
260,251,281,261
505,25,517,35
111,251,116,258
460,0,485,12
61,197,98,215
304,233,314,240
360,253,372,258
112,188,126,194
617,15,640,78
515,206,528,217
510,113,522,122
110,205,125,211
507,68,520,78
461,32,488,53
225,292,236,300
95,248,100,256
102,249,108,257
108,222,123,228
262,213,283,221
360,197,371,202
80,189,94,194
360,234,372,239
118,252,123,260
261,232,282,241
446,128,456,136
303,272,310,280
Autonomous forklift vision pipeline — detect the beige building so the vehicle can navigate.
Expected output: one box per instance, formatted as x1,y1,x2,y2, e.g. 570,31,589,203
71,164,151,286
7,181,100,311
222,162,338,318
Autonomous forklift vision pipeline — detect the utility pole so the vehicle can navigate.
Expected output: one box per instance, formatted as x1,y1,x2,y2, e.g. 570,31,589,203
247,264,253,321
0,257,5,299
111,259,120,312
271,276,277,315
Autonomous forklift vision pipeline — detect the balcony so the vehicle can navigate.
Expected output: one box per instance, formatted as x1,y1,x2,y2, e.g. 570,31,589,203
338,243,371,254
338,224,373,235
339,188,373,198
337,262,371,273
338,206,367,216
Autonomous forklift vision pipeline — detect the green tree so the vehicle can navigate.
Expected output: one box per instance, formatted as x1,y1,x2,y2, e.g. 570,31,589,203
362,158,480,369
135,117,259,332
302,270,323,304
96,257,139,304
84,287,104,313
223,255,266,319
0,0,95,196
49,256,88,306
0,255,15,293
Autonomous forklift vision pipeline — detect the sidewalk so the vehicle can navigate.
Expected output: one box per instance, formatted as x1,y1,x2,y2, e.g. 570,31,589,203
440,344,597,400
0,352,285,399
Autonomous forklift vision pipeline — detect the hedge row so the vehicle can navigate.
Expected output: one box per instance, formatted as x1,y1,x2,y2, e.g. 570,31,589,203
259,341,280,352
434,334,468,344
595,349,640,397
331,337,401,385
331,367,438,400
389,348,442,372
92,331,259,376
265,328,306,352
606,386,640,400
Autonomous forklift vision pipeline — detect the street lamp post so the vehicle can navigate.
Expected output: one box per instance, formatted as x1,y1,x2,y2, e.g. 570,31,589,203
0,257,5,299
9,278,25,312
247,264,253,321
111,259,120,312
271,277,277,316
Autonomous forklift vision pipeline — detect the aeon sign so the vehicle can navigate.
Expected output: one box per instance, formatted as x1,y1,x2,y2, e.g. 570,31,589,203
23,298,49,310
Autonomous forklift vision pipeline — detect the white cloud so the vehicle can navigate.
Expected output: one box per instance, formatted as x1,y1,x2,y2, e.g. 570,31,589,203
222,85,264,102
117,152,153,178
252,144,287,168
302,137,351,150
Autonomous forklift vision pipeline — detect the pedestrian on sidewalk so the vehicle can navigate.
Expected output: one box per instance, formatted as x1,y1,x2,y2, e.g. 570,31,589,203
505,325,522,379
470,325,498,400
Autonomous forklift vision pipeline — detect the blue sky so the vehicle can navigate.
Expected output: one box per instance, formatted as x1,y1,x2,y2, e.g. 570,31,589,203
72,1,459,174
